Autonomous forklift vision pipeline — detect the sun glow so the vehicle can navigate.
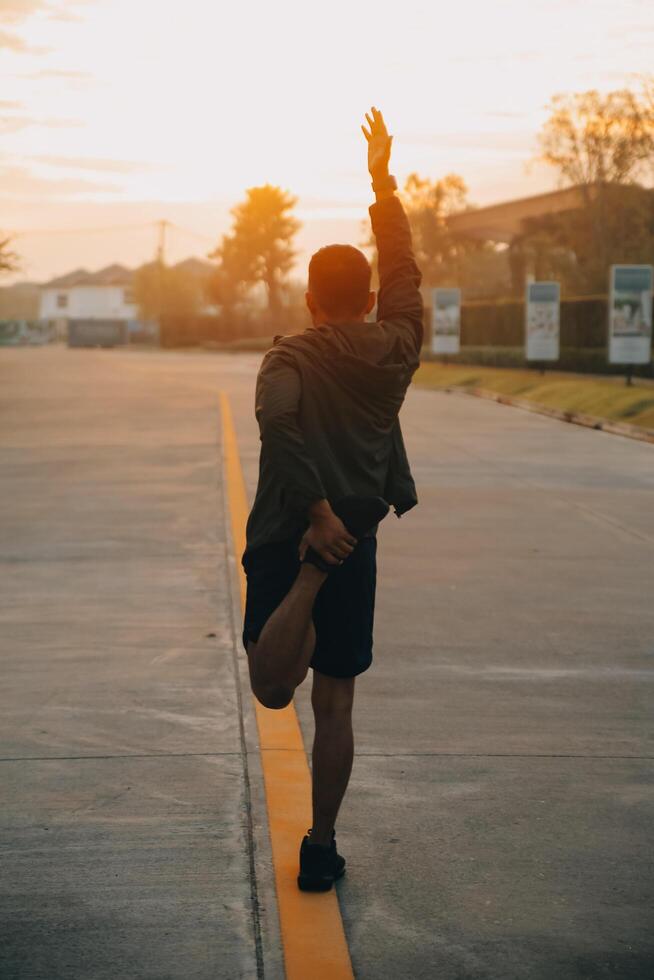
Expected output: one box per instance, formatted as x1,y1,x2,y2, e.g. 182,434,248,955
1,0,653,279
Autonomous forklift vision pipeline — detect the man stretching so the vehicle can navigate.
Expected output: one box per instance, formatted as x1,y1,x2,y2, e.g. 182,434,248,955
242,108,423,891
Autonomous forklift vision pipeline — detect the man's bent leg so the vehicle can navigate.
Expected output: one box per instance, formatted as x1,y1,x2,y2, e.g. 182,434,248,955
310,671,355,845
247,563,326,709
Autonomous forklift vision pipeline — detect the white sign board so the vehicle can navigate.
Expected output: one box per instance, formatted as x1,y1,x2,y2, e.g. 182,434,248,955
609,265,653,365
431,288,461,355
526,281,560,362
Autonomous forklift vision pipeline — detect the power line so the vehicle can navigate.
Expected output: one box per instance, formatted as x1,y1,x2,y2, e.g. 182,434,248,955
9,221,156,238
9,220,219,244
168,221,217,246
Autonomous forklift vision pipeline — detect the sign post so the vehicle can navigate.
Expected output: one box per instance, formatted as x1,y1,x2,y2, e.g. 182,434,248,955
431,287,461,357
525,281,560,369
608,265,653,384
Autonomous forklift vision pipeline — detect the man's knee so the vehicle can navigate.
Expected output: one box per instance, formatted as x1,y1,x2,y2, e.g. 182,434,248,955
253,683,294,711
247,641,296,709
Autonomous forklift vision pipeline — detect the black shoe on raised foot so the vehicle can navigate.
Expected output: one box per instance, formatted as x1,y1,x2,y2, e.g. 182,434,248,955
301,495,390,574
333,495,390,539
297,829,346,892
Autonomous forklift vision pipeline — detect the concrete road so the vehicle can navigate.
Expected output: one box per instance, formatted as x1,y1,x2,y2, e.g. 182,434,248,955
1,347,653,980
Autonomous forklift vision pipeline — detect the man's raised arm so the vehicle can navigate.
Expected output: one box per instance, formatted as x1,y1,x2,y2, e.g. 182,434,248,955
361,107,423,365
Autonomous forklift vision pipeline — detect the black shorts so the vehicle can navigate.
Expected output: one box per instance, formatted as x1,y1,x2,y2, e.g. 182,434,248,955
241,536,377,679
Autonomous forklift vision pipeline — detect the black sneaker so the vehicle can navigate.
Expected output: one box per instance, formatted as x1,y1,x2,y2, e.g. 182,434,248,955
333,495,390,539
297,829,346,892
301,496,390,573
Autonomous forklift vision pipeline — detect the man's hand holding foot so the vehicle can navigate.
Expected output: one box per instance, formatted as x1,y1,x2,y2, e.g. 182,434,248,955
300,499,357,570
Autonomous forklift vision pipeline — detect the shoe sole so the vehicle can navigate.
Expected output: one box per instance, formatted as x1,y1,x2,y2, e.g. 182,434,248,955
297,867,346,893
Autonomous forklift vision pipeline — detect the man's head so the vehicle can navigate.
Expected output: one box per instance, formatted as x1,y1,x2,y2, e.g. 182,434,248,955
306,244,375,325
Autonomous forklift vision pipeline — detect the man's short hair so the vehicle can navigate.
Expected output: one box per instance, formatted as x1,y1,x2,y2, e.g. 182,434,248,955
308,244,372,318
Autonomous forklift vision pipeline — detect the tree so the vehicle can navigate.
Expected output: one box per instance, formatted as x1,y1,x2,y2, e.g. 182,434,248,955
518,185,654,294
209,185,300,321
538,87,654,189
133,261,206,321
207,232,255,318
0,237,19,276
531,81,654,294
401,172,488,288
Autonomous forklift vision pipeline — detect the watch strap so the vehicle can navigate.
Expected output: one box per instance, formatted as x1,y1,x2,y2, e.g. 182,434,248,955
371,174,398,194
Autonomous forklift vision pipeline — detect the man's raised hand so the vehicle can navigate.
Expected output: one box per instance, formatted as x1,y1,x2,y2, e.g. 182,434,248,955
361,107,393,180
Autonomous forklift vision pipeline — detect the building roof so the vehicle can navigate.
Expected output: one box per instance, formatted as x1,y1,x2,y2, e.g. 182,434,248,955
173,257,213,279
447,185,593,243
446,182,654,243
41,258,212,290
42,264,134,289
447,184,654,242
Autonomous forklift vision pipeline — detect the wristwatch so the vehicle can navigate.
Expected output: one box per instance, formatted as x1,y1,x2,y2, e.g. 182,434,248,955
371,174,398,194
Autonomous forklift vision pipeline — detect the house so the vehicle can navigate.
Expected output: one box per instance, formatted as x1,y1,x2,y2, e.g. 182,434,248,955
39,263,155,346
39,264,137,324
39,258,216,345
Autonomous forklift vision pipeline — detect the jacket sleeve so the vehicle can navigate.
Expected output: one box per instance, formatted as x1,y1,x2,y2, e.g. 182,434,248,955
370,195,424,367
255,350,327,514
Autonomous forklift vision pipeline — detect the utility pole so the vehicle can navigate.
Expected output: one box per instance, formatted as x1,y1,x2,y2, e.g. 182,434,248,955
156,219,169,265
155,220,169,327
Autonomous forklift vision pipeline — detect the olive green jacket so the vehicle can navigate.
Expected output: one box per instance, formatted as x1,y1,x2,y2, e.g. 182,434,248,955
245,194,423,552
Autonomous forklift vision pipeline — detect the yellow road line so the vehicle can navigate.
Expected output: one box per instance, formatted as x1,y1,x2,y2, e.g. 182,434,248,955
220,392,355,980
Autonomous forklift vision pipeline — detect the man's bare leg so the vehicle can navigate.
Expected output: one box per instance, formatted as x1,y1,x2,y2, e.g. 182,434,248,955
247,563,326,709
310,671,355,845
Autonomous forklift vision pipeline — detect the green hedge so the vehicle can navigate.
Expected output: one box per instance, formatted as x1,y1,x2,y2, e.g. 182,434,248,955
425,296,609,348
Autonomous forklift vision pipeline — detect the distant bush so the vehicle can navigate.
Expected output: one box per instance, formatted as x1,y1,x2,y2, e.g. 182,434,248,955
160,313,269,348
159,304,307,349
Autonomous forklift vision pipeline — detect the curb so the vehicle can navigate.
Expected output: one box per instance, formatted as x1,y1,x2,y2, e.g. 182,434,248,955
439,386,654,446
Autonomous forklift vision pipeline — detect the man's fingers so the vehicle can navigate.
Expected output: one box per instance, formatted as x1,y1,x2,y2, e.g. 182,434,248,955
361,124,371,142
319,548,341,566
371,107,389,138
365,112,374,130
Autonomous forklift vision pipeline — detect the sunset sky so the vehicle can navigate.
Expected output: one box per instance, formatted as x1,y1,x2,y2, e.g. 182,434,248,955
2,0,653,283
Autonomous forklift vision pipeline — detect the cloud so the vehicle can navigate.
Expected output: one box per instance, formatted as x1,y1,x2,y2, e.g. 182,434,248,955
0,1,87,25
47,2,89,23
0,1,49,24
0,114,83,133
0,164,118,199
450,49,542,65
0,28,49,52
402,131,534,154
0,1,84,49
23,68,92,80
35,155,158,174
486,111,529,120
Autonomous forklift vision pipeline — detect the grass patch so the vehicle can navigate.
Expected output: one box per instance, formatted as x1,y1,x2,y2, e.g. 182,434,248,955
414,362,654,432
